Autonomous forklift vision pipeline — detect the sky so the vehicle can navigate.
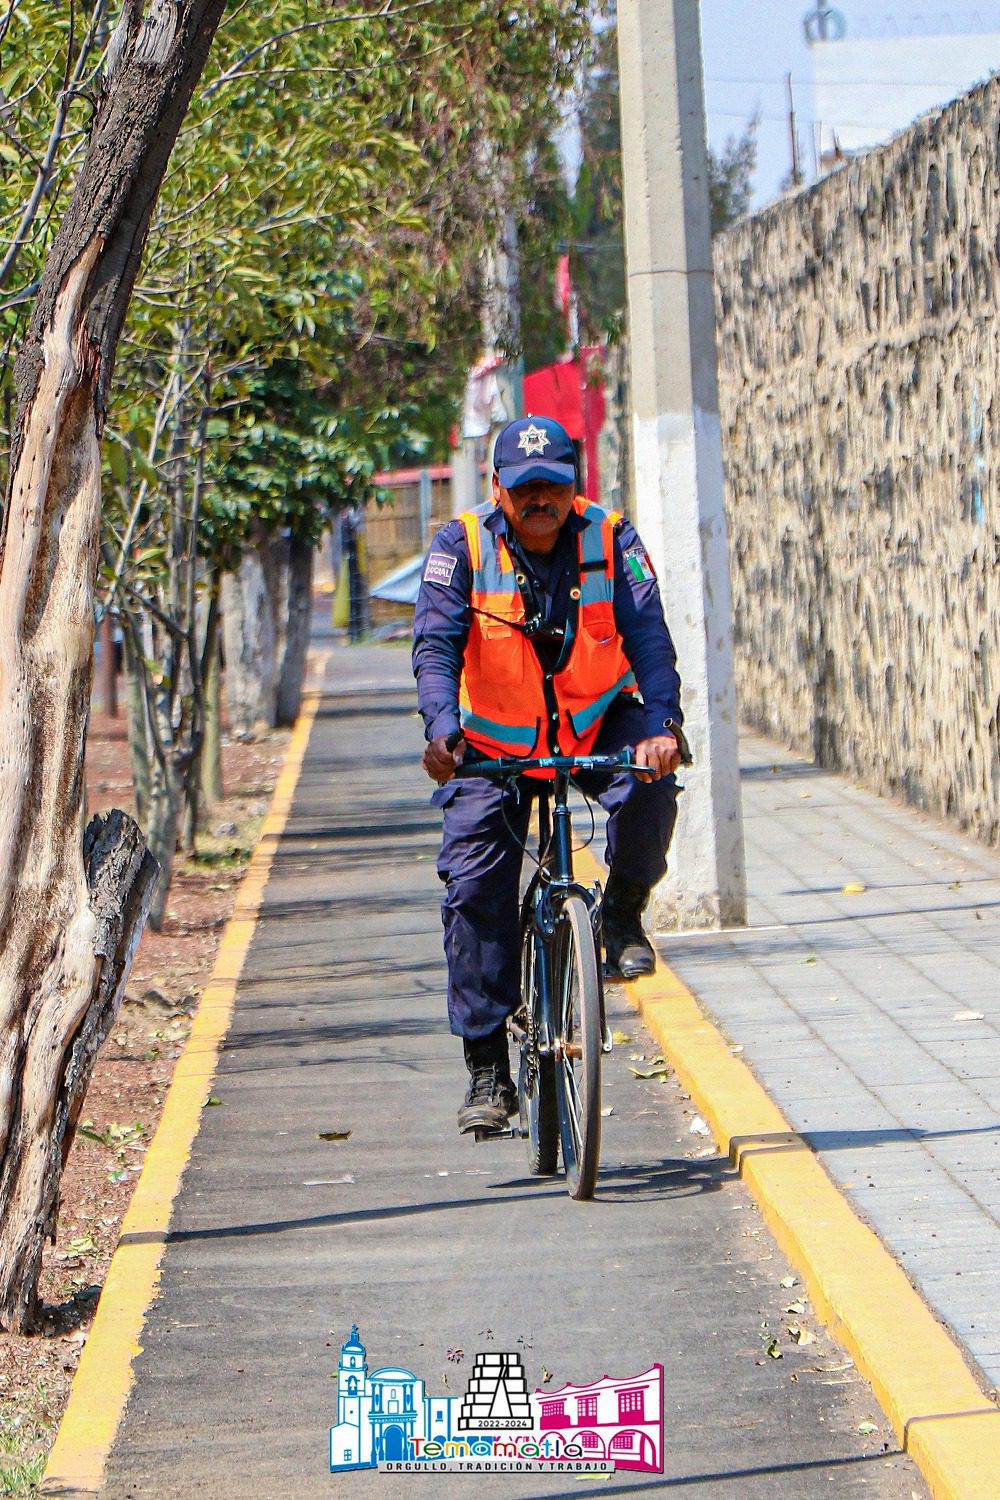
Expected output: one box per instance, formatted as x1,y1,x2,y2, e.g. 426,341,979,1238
699,2,1000,207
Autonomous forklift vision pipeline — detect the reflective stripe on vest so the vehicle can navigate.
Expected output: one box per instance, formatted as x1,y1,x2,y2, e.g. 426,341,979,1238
457,498,637,767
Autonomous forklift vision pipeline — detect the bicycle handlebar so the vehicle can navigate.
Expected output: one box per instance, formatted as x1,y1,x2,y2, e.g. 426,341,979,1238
451,749,640,779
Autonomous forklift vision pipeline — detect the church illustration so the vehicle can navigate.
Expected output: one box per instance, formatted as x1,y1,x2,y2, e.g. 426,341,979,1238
329,1325,663,1473
329,1325,457,1470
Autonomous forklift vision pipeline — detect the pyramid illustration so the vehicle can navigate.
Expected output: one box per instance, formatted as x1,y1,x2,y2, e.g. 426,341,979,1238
458,1352,533,1430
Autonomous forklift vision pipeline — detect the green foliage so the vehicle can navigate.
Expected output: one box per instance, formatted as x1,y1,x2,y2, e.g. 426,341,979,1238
206,356,424,560
518,135,575,371
535,9,758,349
708,116,759,238
569,14,627,345
2,0,594,526
0,0,100,296
0,1389,53,1497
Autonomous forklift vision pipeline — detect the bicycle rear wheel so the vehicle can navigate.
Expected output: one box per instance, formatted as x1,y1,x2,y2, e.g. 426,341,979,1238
517,915,558,1175
553,893,602,1200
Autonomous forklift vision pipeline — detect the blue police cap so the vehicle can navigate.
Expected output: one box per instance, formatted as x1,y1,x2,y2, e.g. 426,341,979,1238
492,415,577,489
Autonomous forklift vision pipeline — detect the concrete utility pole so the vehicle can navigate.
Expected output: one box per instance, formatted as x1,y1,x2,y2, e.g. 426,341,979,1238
617,0,747,927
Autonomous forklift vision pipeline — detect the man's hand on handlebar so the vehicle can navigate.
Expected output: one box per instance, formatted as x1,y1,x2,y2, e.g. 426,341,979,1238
423,731,466,785
633,734,681,782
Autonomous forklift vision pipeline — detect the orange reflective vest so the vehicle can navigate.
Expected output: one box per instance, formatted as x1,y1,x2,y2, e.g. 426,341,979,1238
458,497,638,768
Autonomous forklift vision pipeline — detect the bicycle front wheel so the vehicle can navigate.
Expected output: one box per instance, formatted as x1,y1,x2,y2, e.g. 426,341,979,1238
553,894,603,1200
518,915,558,1175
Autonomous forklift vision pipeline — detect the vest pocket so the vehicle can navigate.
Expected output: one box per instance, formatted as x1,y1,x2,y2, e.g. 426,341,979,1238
577,602,617,645
471,615,525,687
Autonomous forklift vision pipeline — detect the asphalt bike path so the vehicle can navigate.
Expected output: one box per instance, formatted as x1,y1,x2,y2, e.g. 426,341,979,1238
88,647,928,1499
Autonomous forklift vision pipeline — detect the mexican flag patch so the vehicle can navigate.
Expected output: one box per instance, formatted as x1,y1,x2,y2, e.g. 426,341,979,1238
624,547,655,583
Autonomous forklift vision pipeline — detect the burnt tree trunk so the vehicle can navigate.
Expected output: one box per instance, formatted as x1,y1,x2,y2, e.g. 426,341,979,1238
0,0,227,1332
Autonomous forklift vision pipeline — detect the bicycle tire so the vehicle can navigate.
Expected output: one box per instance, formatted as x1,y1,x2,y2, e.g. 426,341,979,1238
517,914,559,1175
553,893,603,1200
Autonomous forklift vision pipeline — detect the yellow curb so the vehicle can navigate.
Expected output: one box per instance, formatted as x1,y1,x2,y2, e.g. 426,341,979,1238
40,654,330,1499
578,847,999,1500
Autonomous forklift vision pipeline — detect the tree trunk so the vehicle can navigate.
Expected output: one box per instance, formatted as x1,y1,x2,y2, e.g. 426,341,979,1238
0,0,227,1332
123,622,151,827
221,534,278,738
0,815,157,1331
275,534,314,727
146,756,181,930
202,571,224,804
99,611,118,717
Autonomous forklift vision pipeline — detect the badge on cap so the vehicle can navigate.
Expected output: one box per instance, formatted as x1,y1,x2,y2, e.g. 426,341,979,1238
423,552,457,587
624,547,655,583
516,422,551,457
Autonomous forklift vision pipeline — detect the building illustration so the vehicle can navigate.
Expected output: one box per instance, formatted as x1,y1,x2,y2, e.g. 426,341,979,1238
458,1352,533,1429
329,1326,663,1474
535,1364,664,1473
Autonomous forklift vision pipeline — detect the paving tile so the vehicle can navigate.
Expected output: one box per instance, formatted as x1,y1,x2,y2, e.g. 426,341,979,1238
684,729,1000,1389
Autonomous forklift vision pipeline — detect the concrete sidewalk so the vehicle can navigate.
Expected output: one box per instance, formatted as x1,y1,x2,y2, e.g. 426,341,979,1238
658,731,1000,1392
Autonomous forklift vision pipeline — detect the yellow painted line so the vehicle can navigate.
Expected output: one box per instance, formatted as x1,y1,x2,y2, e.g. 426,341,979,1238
578,846,1000,1500
41,654,330,1499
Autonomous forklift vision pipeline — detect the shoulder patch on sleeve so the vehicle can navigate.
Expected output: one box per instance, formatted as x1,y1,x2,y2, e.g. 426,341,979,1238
623,546,656,583
423,551,458,587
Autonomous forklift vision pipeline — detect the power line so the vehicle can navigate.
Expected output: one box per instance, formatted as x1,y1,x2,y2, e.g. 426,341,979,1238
706,73,1000,87
707,105,974,130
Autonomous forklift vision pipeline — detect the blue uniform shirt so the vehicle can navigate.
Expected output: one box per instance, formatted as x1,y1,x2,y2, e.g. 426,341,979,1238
412,503,683,745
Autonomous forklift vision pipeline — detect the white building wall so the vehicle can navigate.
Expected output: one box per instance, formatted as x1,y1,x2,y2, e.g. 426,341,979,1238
814,33,1000,156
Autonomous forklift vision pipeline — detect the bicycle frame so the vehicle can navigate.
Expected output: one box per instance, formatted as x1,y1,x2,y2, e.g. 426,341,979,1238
453,753,637,1045
521,769,606,1060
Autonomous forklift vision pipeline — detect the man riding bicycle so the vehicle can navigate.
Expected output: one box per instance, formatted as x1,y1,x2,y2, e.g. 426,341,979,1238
412,414,687,1136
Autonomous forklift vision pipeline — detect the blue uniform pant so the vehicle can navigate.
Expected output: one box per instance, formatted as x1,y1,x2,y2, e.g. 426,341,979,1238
431,697,679,1039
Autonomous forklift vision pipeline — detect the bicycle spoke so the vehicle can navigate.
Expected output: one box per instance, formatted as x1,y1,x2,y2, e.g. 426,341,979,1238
563,1061,583,1151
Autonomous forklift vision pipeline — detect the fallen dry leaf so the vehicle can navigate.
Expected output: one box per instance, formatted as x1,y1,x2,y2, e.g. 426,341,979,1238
628,1061,670,1080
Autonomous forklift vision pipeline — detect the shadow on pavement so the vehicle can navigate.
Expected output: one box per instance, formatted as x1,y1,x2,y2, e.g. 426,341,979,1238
515,1448,907,1497
116,1160,738,1249
219,1016,446,1065
270,817,442,842
235,956,442,989
313,701,415,721
491,1156,734,1202
732,1125,1000,1159
260,890,441,919
740,761,828,782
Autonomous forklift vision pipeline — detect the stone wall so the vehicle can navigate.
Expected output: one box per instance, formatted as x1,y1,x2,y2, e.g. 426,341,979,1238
714,75,1000,841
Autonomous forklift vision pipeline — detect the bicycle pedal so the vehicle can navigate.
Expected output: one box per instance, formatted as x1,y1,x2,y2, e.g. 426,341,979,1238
472,1126,518,1143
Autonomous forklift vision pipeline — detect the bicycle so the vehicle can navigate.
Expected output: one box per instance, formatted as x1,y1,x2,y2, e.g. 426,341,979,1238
452,749,643,1201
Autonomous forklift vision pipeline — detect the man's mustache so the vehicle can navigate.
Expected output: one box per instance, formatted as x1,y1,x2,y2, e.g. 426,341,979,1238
522,503,557,517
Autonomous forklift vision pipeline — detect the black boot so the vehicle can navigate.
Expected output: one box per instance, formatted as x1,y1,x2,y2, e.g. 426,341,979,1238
457,1028,517,1135
603,873,656,980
